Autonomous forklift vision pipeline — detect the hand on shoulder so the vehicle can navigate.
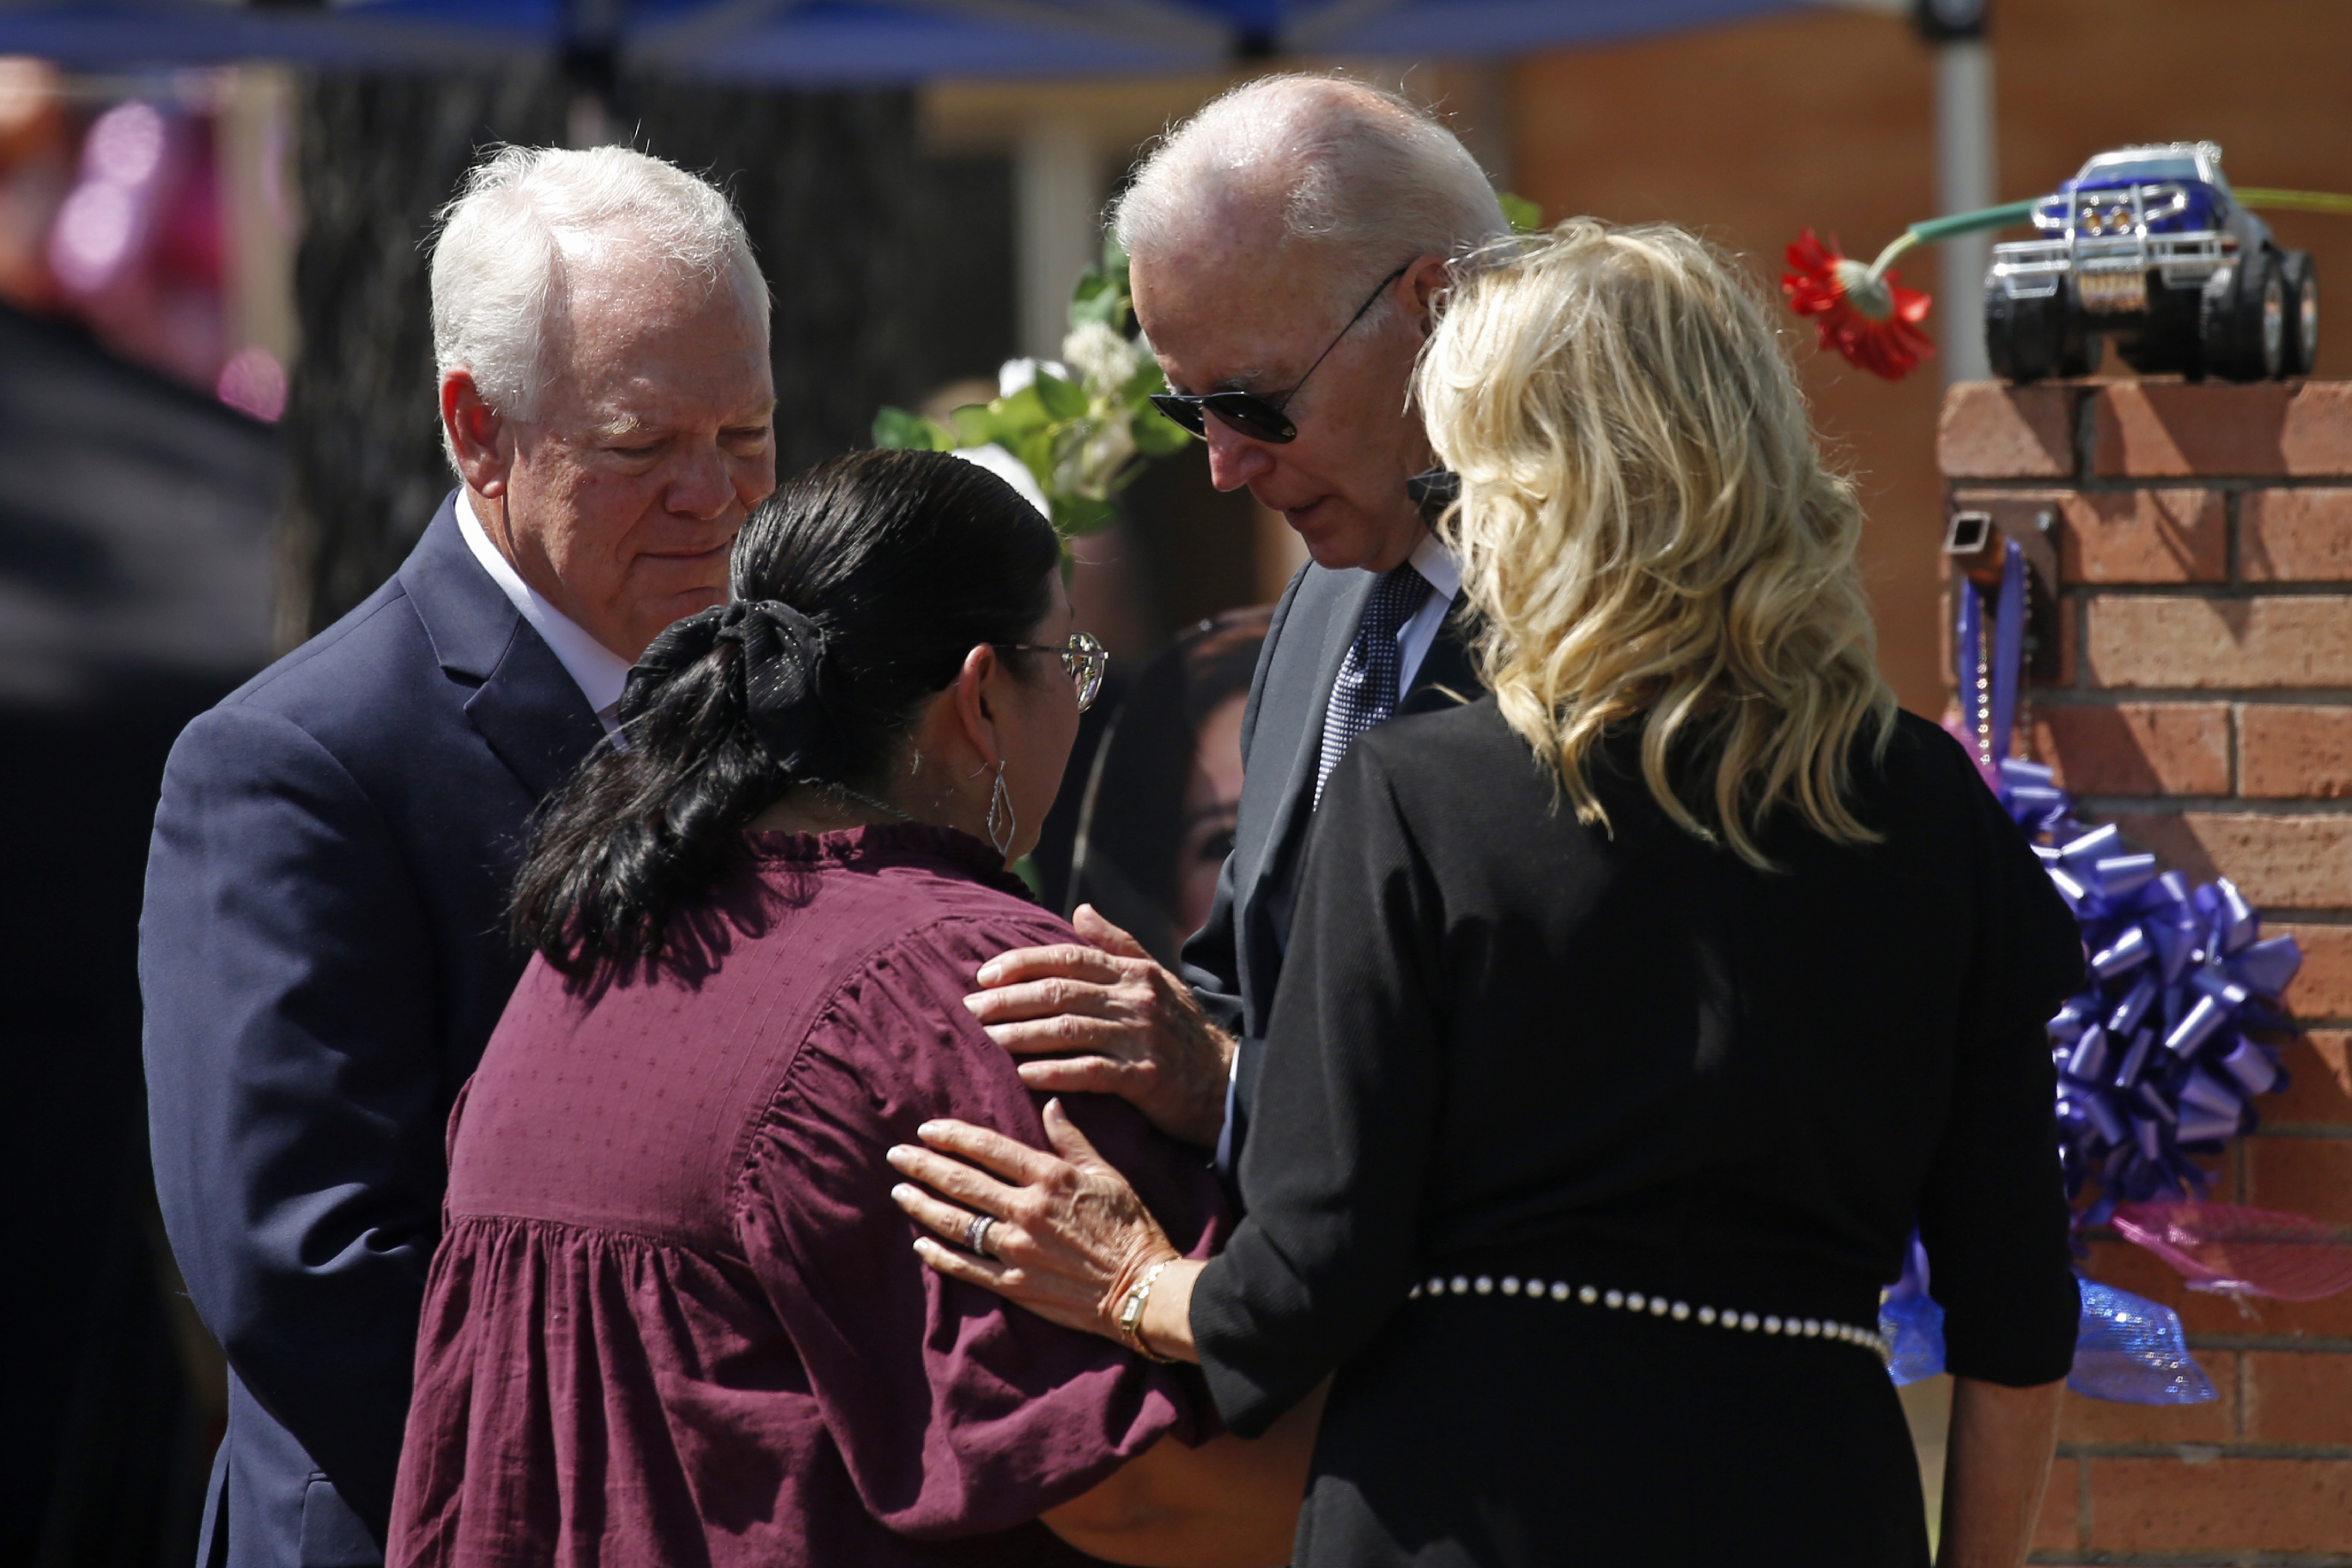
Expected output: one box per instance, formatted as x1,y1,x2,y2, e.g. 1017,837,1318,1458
964,905,1234,1147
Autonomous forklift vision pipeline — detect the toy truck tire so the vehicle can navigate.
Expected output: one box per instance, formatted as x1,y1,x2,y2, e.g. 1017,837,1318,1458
2278,249,2320,376
1987,281,2101,383
2200,245,2286,381
1987,283,2058,381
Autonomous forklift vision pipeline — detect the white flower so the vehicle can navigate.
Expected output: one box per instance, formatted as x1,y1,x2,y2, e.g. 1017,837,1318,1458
1060,319,1142,396
1083,417,1136,481
998,357,1069,399
1057,417,1136,500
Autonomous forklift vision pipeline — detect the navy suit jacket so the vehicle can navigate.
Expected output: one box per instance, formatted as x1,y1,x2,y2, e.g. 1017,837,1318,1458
1179,554,1477,1171
141,494,604,1566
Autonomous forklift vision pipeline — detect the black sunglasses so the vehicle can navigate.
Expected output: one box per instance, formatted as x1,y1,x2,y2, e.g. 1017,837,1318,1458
1148,261,1413,445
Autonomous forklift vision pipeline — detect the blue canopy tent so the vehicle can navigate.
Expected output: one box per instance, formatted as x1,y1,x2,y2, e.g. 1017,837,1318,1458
0,0,1808,81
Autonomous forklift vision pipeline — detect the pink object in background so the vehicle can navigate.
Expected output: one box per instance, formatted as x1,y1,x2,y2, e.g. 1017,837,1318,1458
29,92,229,393
48,100,168,295
2112,1201,2352,1302
216,344,285,421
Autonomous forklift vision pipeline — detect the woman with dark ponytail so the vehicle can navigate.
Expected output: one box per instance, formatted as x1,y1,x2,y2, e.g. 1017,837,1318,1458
388,449,1317,1568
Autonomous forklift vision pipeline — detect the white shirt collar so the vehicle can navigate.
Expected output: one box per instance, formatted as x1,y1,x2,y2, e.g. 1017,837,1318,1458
454,492,633,733
1409,528,1461,601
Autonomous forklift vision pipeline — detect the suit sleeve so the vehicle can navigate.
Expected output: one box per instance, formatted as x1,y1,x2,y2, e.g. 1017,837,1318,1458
1175,849,1246,1036
1178,563,1310,1131
1186,743,1446,1436
140,702,447,1540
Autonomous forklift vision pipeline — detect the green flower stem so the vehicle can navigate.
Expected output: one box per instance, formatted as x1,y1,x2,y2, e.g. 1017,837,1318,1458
1908,198,2042,245
2237,188,2352,216
1860,190,2352,286
1862,198,2042,283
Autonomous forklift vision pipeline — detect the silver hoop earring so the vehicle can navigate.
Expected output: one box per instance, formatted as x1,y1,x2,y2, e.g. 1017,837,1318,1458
985,761,1015,858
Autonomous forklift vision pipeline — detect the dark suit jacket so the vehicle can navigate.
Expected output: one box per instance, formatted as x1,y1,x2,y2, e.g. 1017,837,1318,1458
141,494,604,1566
1179,553,1477,1170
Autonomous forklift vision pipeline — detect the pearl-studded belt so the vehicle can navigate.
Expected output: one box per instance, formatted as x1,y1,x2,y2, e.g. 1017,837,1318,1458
1409,1271,1893,1365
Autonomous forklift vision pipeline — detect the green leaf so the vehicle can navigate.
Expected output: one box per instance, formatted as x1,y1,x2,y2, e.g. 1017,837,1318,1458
1032,370,1088,421
1015,426,1059,489
1069,267,1123,326
1131,405,1191,457
948,403,1000,448
992,385,1051,439
1498,190,1544,236
873,405,952,450
1052,494,1118,536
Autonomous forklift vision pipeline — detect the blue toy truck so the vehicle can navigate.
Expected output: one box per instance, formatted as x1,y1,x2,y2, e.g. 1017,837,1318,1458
1986,143,2317,382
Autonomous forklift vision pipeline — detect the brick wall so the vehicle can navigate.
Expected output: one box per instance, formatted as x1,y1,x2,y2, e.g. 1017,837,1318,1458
1941,380,2352,1565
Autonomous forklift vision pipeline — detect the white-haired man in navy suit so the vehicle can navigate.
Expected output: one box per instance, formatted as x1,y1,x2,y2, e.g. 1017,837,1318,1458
140,145,776,1566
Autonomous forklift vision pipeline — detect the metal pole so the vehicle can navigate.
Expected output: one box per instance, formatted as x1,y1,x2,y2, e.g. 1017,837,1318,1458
1935,37,1994,383
1014,116,1097,362
1915,0,1997,384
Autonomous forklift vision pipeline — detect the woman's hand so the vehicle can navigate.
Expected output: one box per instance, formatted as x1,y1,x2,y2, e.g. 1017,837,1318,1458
889,1098,1188,1353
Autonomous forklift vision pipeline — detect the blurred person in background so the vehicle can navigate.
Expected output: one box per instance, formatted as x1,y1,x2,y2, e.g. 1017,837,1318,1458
1067,606,1272,967
139,144,776,1566
0,57,71,311
965,74,1507,1173
893,220,2082,1568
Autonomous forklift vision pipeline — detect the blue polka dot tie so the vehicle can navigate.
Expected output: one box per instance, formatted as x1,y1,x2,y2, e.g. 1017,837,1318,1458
1315,563,1434,806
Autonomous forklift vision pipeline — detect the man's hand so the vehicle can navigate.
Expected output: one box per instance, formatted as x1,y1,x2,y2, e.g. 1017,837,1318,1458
966,905,1235,1148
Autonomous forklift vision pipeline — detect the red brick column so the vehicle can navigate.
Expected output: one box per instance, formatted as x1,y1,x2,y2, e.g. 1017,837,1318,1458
1940,381,2352,1564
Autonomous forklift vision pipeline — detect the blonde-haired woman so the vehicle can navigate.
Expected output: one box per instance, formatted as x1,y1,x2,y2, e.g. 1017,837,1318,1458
888,221,2085,1568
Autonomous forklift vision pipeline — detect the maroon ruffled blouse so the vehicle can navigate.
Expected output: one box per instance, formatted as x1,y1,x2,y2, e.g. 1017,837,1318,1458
387,825,1227,1566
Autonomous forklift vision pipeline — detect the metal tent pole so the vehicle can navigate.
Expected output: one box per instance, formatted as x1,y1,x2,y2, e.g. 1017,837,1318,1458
1917,0,1994,382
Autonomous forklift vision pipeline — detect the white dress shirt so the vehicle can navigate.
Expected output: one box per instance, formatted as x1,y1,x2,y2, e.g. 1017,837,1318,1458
455,492,633,737
1395,530,1462,695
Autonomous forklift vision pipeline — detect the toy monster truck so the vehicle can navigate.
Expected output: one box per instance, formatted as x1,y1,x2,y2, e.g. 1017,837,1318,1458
1986,143,2317,383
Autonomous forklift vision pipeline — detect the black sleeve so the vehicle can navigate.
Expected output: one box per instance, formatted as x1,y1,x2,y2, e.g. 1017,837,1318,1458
140,704,444,1539
1176,562,1306,1038
1186,744,1444,1436
1917,743,2087,1387
1176,845,1245,1038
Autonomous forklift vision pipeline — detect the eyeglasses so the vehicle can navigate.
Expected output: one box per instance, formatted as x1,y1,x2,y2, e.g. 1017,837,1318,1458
993,630,1109,712
1148,261,1413,445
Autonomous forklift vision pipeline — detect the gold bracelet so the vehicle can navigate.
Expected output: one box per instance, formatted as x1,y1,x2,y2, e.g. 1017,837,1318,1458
1114,1259,1177,1363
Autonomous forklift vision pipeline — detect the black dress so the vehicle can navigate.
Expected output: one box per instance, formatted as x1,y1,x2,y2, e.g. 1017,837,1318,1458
1187,700,2085,1568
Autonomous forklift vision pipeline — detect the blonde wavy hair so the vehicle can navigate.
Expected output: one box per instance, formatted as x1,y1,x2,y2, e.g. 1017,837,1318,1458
1416,219,1895,869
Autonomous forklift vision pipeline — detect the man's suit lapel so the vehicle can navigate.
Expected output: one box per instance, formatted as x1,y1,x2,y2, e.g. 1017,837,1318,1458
1243,566,1377,923
398,492,604,800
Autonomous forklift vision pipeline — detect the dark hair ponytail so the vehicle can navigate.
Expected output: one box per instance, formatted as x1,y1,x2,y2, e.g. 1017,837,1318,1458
512,447,1061,978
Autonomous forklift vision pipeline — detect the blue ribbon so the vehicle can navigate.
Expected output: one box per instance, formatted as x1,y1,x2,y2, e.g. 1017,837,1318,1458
1876,1235,2216,1405
1920,553,2281,1405
2069,1281,2216,1405
1952,548,2302,1223
1880,1232,1948,1388
1997,754,2300,1224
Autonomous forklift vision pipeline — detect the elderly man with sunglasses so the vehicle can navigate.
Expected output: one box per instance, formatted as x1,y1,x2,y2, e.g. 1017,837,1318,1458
966,74,1510,1174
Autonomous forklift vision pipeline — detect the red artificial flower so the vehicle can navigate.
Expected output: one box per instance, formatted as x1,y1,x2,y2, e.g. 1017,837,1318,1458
1781,228,1934,381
